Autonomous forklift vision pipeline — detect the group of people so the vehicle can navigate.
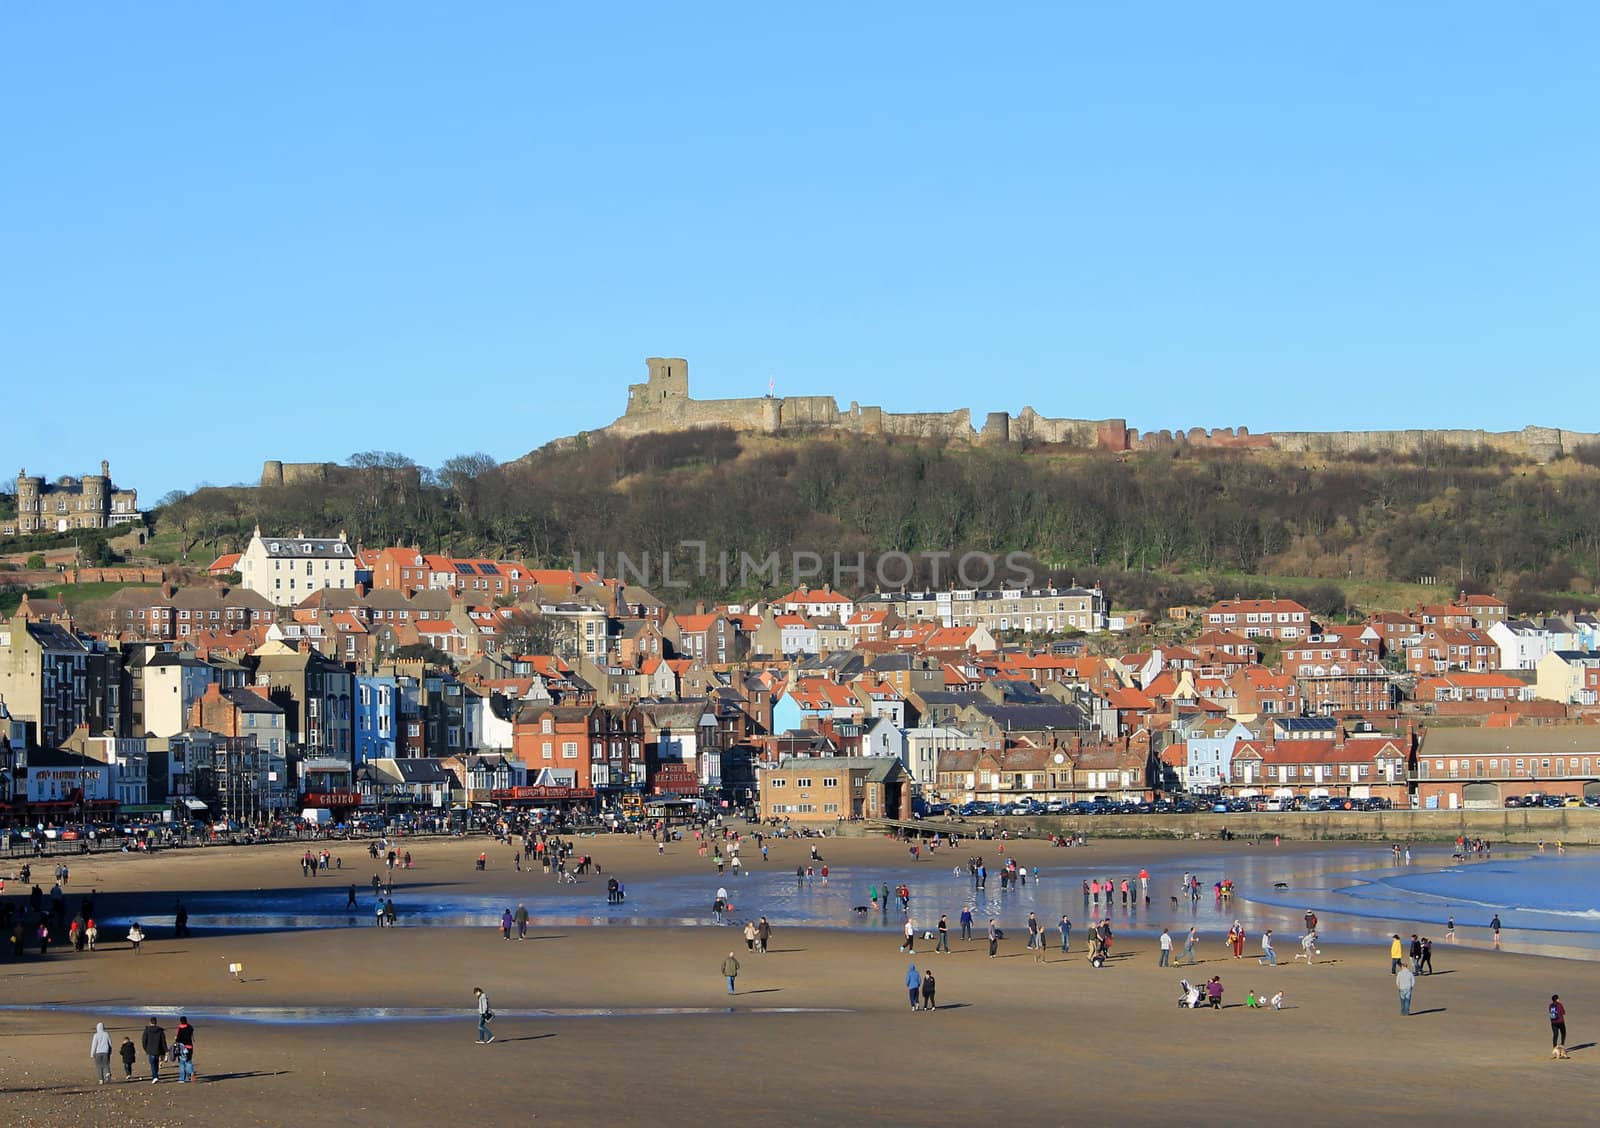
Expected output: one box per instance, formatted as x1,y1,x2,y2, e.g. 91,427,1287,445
299,849,338,876
1084,872,1150,906
89,1015,196,1084
4,884,115,960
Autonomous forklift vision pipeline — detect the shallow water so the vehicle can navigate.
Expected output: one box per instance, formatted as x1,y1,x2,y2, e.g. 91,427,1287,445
104,844,1600,959
0,1003,851,1025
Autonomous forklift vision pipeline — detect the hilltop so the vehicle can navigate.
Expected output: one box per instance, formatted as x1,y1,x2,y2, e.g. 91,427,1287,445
135,421,1600,619
568,356,1600,465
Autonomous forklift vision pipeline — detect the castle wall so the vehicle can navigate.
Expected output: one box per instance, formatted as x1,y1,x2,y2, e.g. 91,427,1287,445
874,409,974,440
598,357,1598,464
776,396,844,429
1010,409,1126,449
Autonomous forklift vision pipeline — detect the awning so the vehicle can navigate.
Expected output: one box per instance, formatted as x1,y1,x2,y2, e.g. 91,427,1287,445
120,803,168,815
180,798,209,811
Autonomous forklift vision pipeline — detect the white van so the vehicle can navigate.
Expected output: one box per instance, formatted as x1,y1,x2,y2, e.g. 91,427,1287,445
300,807,334,826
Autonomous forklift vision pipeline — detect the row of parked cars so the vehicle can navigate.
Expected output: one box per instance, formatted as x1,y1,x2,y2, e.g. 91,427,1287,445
1504,793,1599,809
922,795,1400,818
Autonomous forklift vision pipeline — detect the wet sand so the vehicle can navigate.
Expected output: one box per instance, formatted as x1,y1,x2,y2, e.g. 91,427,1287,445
0,834,1592,1126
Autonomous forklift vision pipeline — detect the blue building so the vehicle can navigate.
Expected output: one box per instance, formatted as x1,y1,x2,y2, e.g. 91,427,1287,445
354,674,399,764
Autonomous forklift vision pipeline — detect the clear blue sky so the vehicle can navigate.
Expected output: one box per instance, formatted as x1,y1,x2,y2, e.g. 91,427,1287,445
3,3,1596,500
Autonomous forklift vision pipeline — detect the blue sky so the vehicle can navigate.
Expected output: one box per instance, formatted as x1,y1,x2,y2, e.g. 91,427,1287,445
3,3,1596,500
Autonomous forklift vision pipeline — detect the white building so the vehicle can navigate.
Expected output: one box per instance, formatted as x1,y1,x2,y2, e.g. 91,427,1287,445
239,526,358,607
901,726,984,791
1489,620,1558,671
83,735,149,807
144,653,220,738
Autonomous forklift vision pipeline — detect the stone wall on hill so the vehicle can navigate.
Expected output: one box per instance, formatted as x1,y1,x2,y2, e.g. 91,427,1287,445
589,357,1600,464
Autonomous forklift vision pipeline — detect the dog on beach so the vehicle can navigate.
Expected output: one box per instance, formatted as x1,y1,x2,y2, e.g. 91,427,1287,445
852,906,870,915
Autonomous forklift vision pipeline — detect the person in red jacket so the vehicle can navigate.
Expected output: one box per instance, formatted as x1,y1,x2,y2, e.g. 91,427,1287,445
1550,995,1570,1059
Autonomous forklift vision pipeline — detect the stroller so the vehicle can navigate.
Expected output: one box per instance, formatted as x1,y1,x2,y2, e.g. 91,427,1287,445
1178,978,1203,1008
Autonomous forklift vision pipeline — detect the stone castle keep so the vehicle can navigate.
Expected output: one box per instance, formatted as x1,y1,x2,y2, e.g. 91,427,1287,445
599,357,1600,463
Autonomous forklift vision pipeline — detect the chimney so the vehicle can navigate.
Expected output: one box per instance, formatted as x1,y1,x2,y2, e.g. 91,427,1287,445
695,600,706,615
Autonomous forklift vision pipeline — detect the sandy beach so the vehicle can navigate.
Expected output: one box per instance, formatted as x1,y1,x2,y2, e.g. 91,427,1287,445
0,833,1591,1126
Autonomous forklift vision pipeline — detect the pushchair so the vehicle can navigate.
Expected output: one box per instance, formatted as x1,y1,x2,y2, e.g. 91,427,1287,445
1178,978,1203,1008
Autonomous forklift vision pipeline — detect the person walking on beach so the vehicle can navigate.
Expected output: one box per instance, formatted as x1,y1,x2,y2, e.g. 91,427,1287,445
1419,937,1433,974
91,1022,113,1084
119,1035,136,1081
174,1016,196,1083
1259,929,1276,966
1059,915,1071,953
936,914,949,953
127,922,144,953
500,908,513,940
920,969,936,1012
960,905,973,942
988,918,1000,958
757,916,771,954
347,885,357,910
722,952,741,995
142,1017,167,1082
1159,928,1172,967
743,920,757,951
514,903,529,940
1550,995,1570,1059
901,918,916,954
1183,925,1198,965
1446,917,1456,943
906,962,921,1010
1026,912,1040,952
1409,934,1422,974
474,986,495,1043
1389,934,1403,974
1491,914,1503,950
1395,964,1415,1016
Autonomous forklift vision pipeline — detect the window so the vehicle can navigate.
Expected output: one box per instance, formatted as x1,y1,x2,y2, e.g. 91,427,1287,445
822,777,838,788
794,777,812,788
769,778,787,788
562,742,578,759
541,742,552,760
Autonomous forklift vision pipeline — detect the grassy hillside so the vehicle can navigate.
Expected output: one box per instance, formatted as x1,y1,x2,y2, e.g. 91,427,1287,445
140,431,1600,615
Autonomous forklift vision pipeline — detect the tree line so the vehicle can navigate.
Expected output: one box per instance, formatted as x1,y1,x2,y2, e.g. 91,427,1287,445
152,429,1600,614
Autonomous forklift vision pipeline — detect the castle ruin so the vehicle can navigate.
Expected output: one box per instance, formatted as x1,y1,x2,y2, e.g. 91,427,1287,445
597,357,1599,463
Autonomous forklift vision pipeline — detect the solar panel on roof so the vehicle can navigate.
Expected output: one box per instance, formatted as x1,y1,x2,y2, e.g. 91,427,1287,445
455,563,475,574
480,564,500,575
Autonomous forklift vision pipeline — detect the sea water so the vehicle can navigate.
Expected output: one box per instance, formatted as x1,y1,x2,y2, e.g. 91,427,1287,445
106,844,1600,959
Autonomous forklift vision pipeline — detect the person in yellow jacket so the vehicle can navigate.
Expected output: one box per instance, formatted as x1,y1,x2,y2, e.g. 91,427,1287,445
1389,934,1403,974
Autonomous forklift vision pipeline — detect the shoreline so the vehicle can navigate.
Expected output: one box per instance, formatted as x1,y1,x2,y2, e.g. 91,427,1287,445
1,836,1593,1126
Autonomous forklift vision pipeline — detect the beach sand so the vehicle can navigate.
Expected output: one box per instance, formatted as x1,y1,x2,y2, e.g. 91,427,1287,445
0,833,1590,1126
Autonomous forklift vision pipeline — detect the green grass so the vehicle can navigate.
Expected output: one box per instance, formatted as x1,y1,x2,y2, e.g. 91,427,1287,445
1178,570,1452,614
0,581,160,617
